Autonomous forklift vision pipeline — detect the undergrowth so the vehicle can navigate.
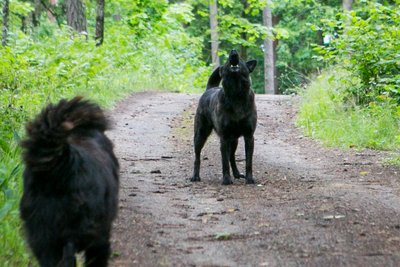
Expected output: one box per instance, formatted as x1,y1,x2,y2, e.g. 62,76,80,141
297,69,400,152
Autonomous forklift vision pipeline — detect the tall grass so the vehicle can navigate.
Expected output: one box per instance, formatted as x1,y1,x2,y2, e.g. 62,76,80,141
297,70,400,151
0,141,30,266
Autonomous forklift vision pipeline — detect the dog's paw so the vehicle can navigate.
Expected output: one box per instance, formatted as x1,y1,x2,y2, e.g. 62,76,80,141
222,176,233,185
245,177,255,184
233,172,245,179
190,176,201,182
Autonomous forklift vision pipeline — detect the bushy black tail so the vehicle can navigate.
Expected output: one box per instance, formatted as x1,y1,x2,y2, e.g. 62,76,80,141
21,96,108,171
206,66,221,90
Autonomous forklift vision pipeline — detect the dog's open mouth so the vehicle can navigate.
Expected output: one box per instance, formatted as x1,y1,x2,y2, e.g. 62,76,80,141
229,50,240,72
230,64,240,72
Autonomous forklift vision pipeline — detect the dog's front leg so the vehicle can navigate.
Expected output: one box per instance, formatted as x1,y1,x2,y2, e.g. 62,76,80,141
244,135,255,184
191,119,212,182
230,139,245,179
220,138,233,185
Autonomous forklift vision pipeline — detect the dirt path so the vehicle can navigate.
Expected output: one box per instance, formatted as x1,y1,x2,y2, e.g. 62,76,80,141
107,92,400,267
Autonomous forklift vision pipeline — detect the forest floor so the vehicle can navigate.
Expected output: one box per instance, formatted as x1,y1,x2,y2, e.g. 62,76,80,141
107,92,400,267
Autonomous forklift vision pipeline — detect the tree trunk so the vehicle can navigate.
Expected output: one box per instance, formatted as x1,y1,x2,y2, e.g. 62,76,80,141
95,0,105,46
240,0,248,60
209,0,220,68
272,15,279,94
240,32,247,60
273,36,279,94
66,0,87,35
343,0,353,11
342,0,353,34
31,0,42,27
48,0,58,22
262,2,275,94
20,15,28,33
2,0,10,46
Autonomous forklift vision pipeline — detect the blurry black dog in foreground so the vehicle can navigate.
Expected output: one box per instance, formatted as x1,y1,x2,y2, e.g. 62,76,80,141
20,97,119,267
191,50,257,185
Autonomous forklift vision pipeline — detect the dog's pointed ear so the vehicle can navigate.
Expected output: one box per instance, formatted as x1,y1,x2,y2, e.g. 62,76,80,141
206,66,221,89
246,60,257,73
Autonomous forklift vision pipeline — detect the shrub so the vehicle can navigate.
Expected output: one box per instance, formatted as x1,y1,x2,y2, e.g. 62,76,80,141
315,1,400,105
297,69,400,150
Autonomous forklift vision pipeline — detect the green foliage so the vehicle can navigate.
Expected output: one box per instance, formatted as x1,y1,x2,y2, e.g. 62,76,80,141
297,70,400,150
297,1,400,165
186,1,267,51
185,0,269,92
385,154,400,166
314,1,400,105
126,0,169,40
218,14,267,47
273,0,339,92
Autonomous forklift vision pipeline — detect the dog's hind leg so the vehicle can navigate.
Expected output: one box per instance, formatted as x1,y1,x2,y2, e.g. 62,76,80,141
35,246,64,267
85,242,110,267
230,139,245,179
220,138,233,185
244,135,255,184
191,118,212,182
58,242,76,267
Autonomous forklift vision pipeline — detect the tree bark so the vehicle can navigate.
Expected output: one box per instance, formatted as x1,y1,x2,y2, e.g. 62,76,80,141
272,15,279,94
66,0,87,35
262,2,275,94
240,0,248,60
209,0,220,68
343,0,353,11
95,0,105,46
47,0,58,22
273,35,279,94
2,0,10,46
31,0,42,27
240,32,247,60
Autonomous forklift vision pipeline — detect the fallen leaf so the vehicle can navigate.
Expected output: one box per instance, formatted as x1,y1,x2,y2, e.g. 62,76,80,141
227,208,239,213
215,232,231,240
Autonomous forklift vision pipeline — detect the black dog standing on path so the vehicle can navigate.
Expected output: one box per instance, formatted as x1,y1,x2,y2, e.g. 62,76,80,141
20,97,119,267
191,50,257,185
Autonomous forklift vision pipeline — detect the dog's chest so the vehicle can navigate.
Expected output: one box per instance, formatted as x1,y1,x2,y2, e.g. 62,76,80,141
213,104,256,137
219,98,253,119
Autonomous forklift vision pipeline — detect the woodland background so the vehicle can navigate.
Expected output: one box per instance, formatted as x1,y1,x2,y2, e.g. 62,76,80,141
0,0,399,265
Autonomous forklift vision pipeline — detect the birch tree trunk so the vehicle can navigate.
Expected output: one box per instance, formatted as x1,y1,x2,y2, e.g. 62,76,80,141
262,2,275,94
209,0,220,68
48,0,58,23
343,0,353,11
240,0,248,60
